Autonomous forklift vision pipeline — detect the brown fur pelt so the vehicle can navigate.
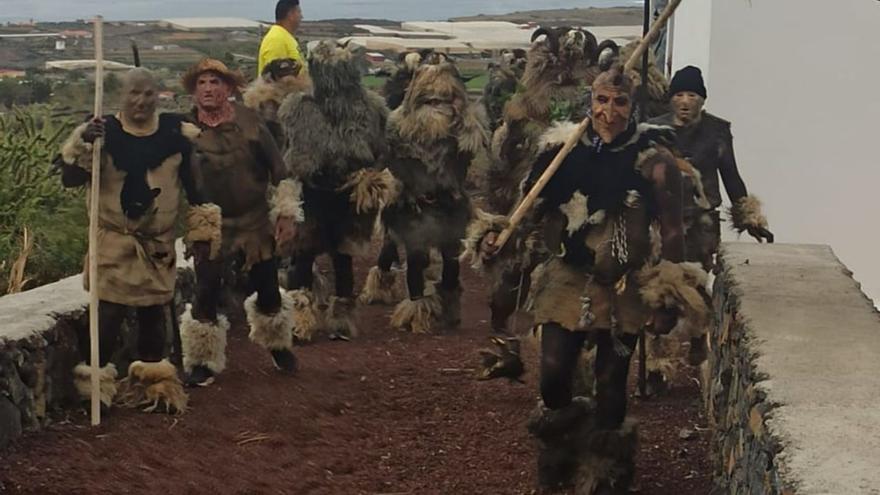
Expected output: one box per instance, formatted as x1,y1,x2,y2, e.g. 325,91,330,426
728,195,769,232
268,178,305,224
72,363,118,407
391,291,442,334
460,208,509,270
637,261,711,330
243,73,312,114
339,168,401,214
60,123,93,169
116,359,188,415
184,203,222,260
619,41,669,119
645,333,682,382
325,296,358,338
576,418,638,494
289,289,322,343
358,266,404,305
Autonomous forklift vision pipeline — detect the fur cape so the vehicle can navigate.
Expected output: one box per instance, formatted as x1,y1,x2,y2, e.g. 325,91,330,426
636,260,711,331
277,42,389,255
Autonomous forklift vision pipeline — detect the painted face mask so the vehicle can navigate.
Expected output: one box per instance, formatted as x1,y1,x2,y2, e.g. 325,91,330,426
195,72,232,111
121,69,158,126
590,68,634,143
671,91,705,126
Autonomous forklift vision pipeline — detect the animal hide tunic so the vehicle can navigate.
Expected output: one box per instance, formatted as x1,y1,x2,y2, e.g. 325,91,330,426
522,121,678,334
185,104,288,269
60,114,198,306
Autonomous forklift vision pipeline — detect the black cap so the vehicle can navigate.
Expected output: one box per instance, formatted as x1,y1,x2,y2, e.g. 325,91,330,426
669,65,707,99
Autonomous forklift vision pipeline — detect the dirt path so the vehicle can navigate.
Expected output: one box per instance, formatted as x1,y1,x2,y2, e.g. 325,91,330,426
0,264,712,495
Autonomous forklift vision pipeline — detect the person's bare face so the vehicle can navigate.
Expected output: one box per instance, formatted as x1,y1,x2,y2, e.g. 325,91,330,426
287,6,303,31
121,70,157,125
195,73,231,111
591,85,632,143
671,91,705,126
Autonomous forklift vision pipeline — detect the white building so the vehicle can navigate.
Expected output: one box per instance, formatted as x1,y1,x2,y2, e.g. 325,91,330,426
158,17,265,31
669,0,880,302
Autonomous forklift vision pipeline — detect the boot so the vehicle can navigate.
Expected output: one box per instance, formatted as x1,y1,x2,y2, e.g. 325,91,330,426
436,284,462,329
527,397,597,490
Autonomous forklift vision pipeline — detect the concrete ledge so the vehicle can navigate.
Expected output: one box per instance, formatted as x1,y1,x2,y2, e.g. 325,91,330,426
708,242,880,494
0,240,195,449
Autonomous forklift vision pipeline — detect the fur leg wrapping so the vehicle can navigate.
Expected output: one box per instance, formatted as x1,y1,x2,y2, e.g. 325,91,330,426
637,261,711,331
391,292,442,334
436,285,462,328
117,359,188,415
326,296,358,338
73,363,118,407
728,195,769,233
180,304,229,374
288,289,322,343
359,266,403,305
60,123,93,170
340,168,401,214
246,291,295,352
576,419,639,494
184,203,223,260
527,397,596,490
460,208,509,270
268,178,305,224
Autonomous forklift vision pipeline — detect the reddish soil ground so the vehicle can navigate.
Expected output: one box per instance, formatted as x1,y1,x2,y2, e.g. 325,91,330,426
0,262,712,495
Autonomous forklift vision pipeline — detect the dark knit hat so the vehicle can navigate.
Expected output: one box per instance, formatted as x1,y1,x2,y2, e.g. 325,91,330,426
669,65,707,99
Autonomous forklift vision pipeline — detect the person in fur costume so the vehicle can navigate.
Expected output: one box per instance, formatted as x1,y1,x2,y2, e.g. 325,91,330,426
484,27,617,337
646,65,772,369
472,65,710,493
482,48,527,133
278,41,392,341
56,68,209,412
380,53,489,333
243,57,312,147
179,59,304,384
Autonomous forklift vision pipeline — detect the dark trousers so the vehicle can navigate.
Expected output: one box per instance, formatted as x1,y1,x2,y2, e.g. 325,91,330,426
87,301,166,365
193,257,282,321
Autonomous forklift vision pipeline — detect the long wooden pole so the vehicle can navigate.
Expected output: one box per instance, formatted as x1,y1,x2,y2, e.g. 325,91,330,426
89,15,104,427
491,0,684,252
637,0,652,400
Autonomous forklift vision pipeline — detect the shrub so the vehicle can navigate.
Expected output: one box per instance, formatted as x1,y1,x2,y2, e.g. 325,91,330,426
0,105,86,294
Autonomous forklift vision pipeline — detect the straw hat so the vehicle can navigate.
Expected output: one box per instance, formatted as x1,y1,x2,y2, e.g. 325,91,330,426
181,58,247,94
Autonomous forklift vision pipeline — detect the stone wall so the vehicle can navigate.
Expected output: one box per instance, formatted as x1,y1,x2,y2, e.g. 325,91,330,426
707,243,880,494
0,243,194,449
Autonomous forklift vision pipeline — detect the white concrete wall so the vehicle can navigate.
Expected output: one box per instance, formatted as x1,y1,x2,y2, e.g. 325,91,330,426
673,0,880,303
668,0,713,83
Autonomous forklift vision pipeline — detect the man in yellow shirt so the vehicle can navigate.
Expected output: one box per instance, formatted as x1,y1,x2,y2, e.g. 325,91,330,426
258,0,304,76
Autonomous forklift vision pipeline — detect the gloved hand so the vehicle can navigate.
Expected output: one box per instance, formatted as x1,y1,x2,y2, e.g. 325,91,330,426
478,336,525,382
82,117,106,143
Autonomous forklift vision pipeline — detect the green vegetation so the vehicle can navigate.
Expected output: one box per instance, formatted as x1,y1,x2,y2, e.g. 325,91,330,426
0,105,86,294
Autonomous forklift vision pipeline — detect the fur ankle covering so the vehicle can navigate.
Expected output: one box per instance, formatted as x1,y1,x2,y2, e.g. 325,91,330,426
72,362,118,407
358,266,403,305
340,168,401,214
288,289,322,343
728,195,769,233
60,123,93,170
576,419,638,494
637,261,711,331
117,359,188,415
184,203,222,260
246,290,295,352
326,296,358,338
180,304,229,374
391,292,442,334
268,178,305,224
460,208,509,270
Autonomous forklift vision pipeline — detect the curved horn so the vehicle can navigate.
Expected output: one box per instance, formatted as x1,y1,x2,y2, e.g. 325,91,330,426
596,40,620,71
338,39,352,49
582,29,599,65
530,27,551,43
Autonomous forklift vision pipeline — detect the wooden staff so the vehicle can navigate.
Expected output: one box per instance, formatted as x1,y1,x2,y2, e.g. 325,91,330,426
491,0,684,252
88,15,105,427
